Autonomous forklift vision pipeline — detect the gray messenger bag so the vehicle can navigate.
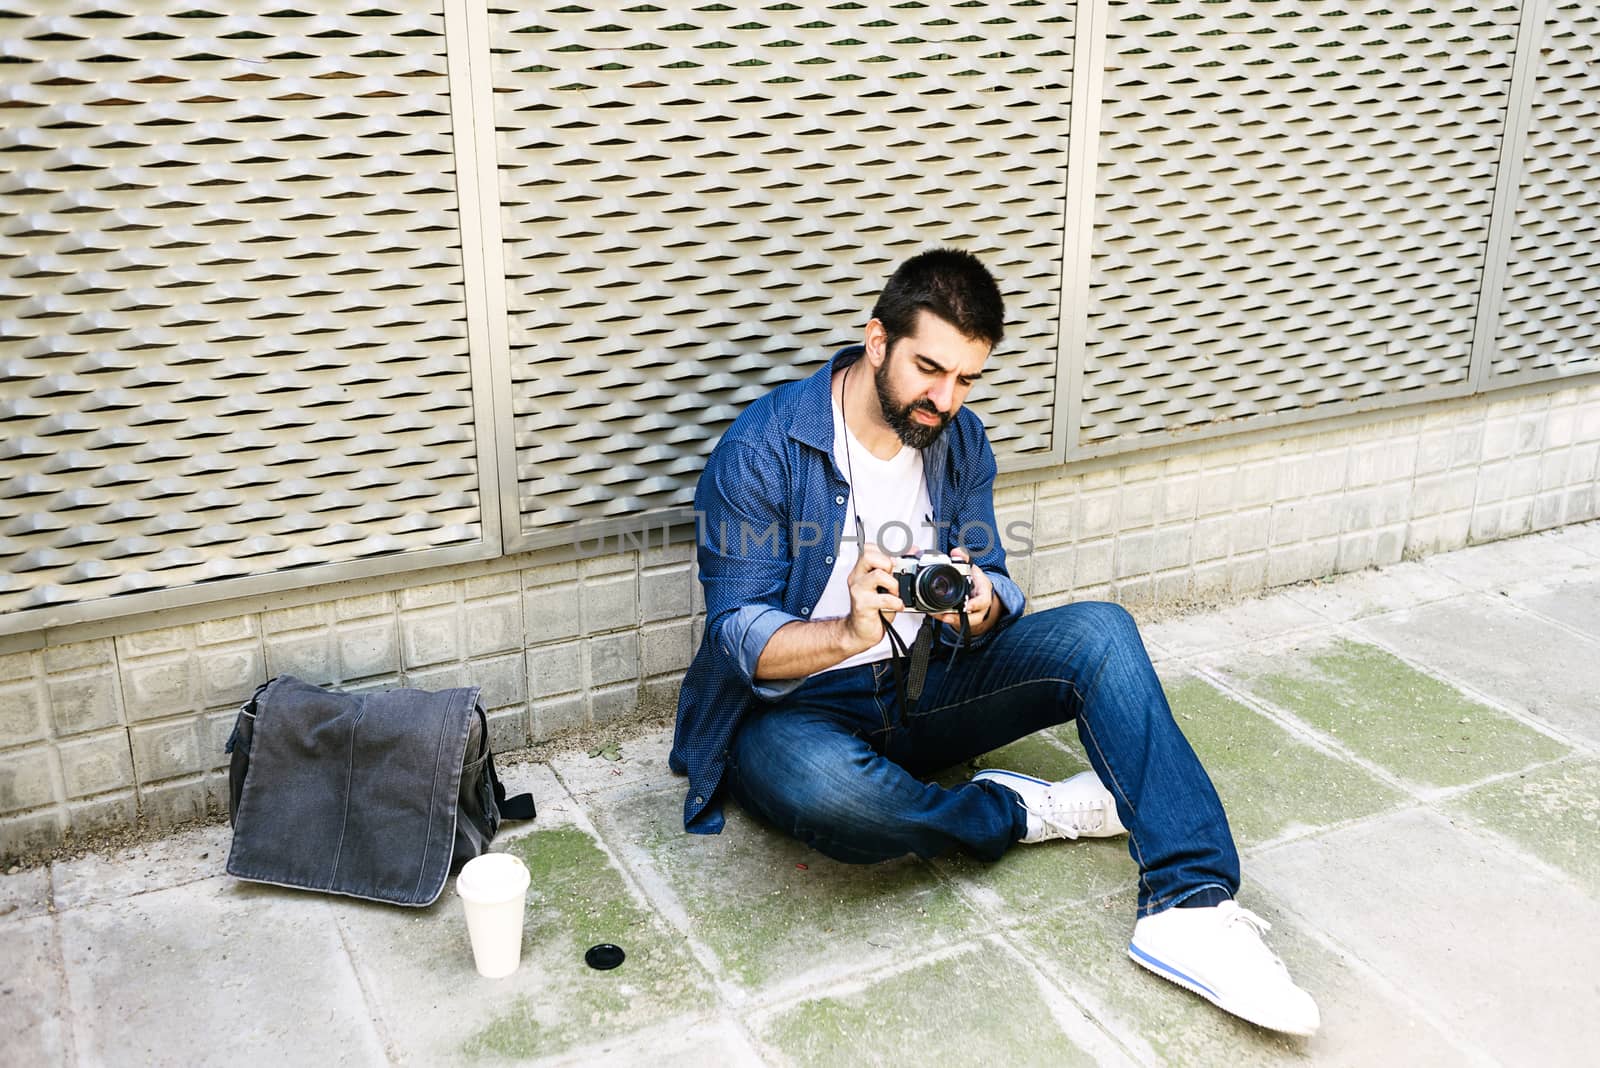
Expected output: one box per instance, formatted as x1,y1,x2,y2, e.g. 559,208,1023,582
224,675,535,906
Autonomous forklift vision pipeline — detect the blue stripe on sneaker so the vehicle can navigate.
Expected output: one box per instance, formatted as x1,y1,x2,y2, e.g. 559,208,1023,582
974,769,1051,787
1128,942,1218,1000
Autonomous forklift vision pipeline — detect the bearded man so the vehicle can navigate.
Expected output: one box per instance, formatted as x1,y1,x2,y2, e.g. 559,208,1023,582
670,249,1319,1036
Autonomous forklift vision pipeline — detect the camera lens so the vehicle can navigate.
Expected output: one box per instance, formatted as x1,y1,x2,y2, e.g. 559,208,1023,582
916,564,967,613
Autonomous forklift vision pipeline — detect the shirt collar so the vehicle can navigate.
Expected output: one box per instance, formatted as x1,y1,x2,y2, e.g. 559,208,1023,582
789,344,953,495
788,344,864,454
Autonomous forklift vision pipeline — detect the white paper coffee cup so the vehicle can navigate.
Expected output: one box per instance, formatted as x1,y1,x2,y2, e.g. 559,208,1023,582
456,852,531,979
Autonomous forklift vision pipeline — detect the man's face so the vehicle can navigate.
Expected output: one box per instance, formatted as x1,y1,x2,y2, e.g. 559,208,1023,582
869,310,991,449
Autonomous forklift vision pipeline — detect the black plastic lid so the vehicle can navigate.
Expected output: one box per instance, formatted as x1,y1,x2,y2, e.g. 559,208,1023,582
585,943,625,970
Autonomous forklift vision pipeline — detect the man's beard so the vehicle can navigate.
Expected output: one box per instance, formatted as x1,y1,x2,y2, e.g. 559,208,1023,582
875,356,951,449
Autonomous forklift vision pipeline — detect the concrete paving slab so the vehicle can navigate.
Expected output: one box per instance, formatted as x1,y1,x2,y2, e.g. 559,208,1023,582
0,863,50,922
752,940,1104,1067
52,822,231,912
1163,674,1407,847
1419,531,1596,591
1,915,72,1065
336,814,712,1064
1013,887,1474,1068
57,877,386,1067
545,726,679,800
1216,636,1570,789
1251,808,1600,1068
1446,758,1600,897
1502,571,1600,641
1534,519,1600,560
1140,593,1327,659
600,787,981,997
1357,596,1600,747
1282,560,1469,622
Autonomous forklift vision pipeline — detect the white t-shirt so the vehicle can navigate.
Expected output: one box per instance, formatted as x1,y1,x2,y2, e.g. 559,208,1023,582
811,390,936,675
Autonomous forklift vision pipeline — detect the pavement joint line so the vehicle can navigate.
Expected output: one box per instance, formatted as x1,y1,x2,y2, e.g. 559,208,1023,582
1139,607,1335,662
534,1009,766,1068
1483,580,1600,654
331,907,399,1068
1345,607,1599,760
736,933,983,1028
47,907,82,1068
726,926,1142,1067
1237,799,1434,859
983,929,1149,1068
1243,870,1505,1068
1409,750,1589,807
1010,919,1169,1068
1278,566,1474,623
1552,525,1600,561
921,807,1146,930
46,847,227,916
1418,795,1600,905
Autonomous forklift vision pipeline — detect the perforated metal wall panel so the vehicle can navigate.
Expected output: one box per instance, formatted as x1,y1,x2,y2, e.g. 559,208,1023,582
0,3,481,619
490,1,1076,538
1488,2,1600,382
1077,1,1524,452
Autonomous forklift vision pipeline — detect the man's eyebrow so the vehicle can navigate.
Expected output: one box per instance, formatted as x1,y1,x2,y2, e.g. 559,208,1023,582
914,352,983,380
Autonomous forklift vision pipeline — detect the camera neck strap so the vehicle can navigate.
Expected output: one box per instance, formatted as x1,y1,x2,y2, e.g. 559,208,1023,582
880,606,968,715
839,356,970,715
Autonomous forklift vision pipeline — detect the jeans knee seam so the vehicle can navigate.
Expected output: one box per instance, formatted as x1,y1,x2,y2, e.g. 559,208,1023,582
914,676,1076,719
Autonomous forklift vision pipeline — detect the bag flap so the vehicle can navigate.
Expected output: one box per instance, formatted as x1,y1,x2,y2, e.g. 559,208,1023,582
225,675,478,907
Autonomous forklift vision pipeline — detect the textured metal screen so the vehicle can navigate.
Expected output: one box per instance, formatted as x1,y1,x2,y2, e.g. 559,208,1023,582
0,2,481,619
491,1,1076,537
1077,0,1524,452
1488,1,1600,382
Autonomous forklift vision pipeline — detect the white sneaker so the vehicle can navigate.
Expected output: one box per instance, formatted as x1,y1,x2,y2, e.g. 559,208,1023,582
1129,900,1321,1036
972,769,1127,842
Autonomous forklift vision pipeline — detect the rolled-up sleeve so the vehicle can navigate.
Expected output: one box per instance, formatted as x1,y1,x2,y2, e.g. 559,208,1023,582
695,438,802,693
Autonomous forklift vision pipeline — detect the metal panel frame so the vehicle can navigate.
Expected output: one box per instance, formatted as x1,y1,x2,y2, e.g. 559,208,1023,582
1468,0,1549,395
1472,0,1600,391
442,0,516,557
1053,0,1110,471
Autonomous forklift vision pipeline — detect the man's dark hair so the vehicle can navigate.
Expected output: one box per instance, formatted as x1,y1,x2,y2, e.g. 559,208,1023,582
871,248,1006,356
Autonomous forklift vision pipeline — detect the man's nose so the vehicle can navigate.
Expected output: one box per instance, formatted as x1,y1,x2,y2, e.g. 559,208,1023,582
927,376,956,411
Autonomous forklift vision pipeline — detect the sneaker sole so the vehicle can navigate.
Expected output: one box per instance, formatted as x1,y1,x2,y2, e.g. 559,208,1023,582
1127,942,1317,1037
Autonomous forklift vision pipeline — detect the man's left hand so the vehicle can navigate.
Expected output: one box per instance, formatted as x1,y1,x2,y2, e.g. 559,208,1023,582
931,548,1000,635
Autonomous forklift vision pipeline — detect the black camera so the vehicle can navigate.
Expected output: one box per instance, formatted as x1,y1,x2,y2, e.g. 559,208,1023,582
891,553,973,614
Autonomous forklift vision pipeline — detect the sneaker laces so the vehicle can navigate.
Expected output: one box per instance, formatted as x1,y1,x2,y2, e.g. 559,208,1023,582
1216,902,1291,975
1032,790,1108,838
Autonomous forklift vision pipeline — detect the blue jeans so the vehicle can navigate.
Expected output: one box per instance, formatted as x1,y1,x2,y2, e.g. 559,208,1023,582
727,601,1240,915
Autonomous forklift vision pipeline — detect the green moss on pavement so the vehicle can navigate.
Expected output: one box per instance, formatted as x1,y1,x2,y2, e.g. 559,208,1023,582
463,828,711,1060
1231,639,1568,789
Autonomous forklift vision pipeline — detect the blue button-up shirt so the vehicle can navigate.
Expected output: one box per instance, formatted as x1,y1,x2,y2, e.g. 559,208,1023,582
669,345,1027,833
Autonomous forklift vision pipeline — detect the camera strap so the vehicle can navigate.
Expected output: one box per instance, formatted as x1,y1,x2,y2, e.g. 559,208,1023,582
884,606,977,715
880,614,935,712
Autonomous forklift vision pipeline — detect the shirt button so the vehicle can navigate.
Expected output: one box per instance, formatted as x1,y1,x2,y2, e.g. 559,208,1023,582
801,606,810,615
825,555,834,564
834,494,845,505
694,796,704,805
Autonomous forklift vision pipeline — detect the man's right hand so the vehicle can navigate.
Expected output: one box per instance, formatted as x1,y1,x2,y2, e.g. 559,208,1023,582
843,543,905,652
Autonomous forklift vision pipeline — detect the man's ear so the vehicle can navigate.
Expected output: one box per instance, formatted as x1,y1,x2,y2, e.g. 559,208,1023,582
863,317,889,368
